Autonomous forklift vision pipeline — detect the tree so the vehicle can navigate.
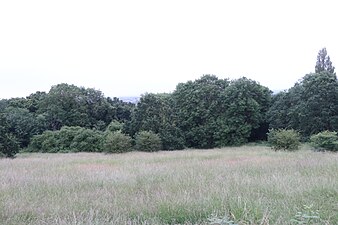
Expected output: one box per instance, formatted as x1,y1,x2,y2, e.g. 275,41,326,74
28,126,104,153
104,131,132,153
125,93,184,150
268,49,338,137
297,72,338,135
38,83,114,130
315,48,335,75
222,77,272,145
135,131,162,152
2,107,46,148
173,75,229,148
173,75,271,148
0,113,20,157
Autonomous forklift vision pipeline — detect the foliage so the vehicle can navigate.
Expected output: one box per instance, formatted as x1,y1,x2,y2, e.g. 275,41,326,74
28,126,104,152
69,128,103,152
104,131,132,153
310,131,338,152
267,129,301,151
173,75,272,148
159,124,185,150
106,120,123,132
135,131,162,152
222,77,272,145
37,83,115,130
268,48,338,137
290,205,321,224
0,113,20,157
173,75,229,148
126,93,184,150
315,47,335,75
107,97,135,122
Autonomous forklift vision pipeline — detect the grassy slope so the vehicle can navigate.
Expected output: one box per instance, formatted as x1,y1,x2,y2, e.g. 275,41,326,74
0,146,337,225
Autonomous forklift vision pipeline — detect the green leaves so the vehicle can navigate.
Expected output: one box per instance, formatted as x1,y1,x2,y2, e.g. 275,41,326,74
173,75,271,148
267,129,301,151
310,131,338,152
315,48,335,74
0,113,20,157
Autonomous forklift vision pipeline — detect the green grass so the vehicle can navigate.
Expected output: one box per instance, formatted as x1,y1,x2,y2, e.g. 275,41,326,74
0,146,337,224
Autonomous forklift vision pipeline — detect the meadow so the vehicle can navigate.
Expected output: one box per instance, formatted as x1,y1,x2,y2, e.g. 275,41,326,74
0,146,337,225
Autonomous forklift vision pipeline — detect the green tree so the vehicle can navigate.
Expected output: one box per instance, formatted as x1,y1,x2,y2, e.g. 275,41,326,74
268,49,338,137
315,48,335,74
107,97,135,122
2,107,46,148
268,129,301,151
126,93,184,150
135,131,162,152
222,78,272,145
297,72,338,135
28,126,104,153
104,131,132,153
173,75,229,148
38,83,114,130
173,75,271,148
0,113,20,157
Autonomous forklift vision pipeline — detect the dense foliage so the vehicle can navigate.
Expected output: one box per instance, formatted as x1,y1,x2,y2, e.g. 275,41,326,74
0,113,20,157
104,131,133,153
135,131,162,152
267,129,301,151
28,126,104,153
0,48,337,157
310,131,338,152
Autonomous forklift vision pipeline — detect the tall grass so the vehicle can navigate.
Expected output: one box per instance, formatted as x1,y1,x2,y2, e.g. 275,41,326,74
0,146,337,224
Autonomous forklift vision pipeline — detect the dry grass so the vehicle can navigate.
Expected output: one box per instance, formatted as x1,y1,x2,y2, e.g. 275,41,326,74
0,146,337,224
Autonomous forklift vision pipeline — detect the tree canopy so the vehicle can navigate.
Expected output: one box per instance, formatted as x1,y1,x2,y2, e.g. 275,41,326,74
1,48,337,157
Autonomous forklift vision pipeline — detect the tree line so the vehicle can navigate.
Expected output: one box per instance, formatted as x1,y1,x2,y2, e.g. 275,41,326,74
1,48,337,157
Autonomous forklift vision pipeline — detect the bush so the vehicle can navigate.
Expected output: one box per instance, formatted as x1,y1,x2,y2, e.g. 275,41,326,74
104,131,132,153
159,125,185,150
70,128,104,152
106,120,123,132
28,126,104,152
0,114,20,158
310,131,338,152
135,131,162,152
0,133,20,158
267,129,301,151
28,130,59,153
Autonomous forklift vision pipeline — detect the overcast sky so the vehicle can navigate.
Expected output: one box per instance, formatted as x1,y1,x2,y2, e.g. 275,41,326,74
1,0,337,99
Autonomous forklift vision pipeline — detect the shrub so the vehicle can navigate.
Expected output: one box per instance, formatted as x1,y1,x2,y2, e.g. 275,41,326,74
0,133,20,158
70,128,104,152
135,131,162,152
28,130,60,153
0,114,20,158
310,131,338,152
104,131,132,153
159,125,185,150
28,126,104,152
106,120,123,132
267,129,301,151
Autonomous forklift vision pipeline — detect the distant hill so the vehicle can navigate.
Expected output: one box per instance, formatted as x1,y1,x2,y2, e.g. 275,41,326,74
119,96,140,104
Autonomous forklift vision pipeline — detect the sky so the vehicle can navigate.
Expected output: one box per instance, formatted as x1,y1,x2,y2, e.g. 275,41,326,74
1,0,337,99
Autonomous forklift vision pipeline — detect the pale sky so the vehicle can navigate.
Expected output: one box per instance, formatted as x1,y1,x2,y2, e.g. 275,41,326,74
1,0,337,99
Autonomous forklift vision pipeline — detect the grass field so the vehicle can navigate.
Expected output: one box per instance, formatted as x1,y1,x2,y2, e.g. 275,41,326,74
0,146,337,225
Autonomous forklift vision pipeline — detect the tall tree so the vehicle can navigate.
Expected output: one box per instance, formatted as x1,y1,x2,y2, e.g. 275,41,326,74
315,48,335,74
173,75,230,148
268,72,338,137
0,113,20,157
126,93,184,150
38,83,114,130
